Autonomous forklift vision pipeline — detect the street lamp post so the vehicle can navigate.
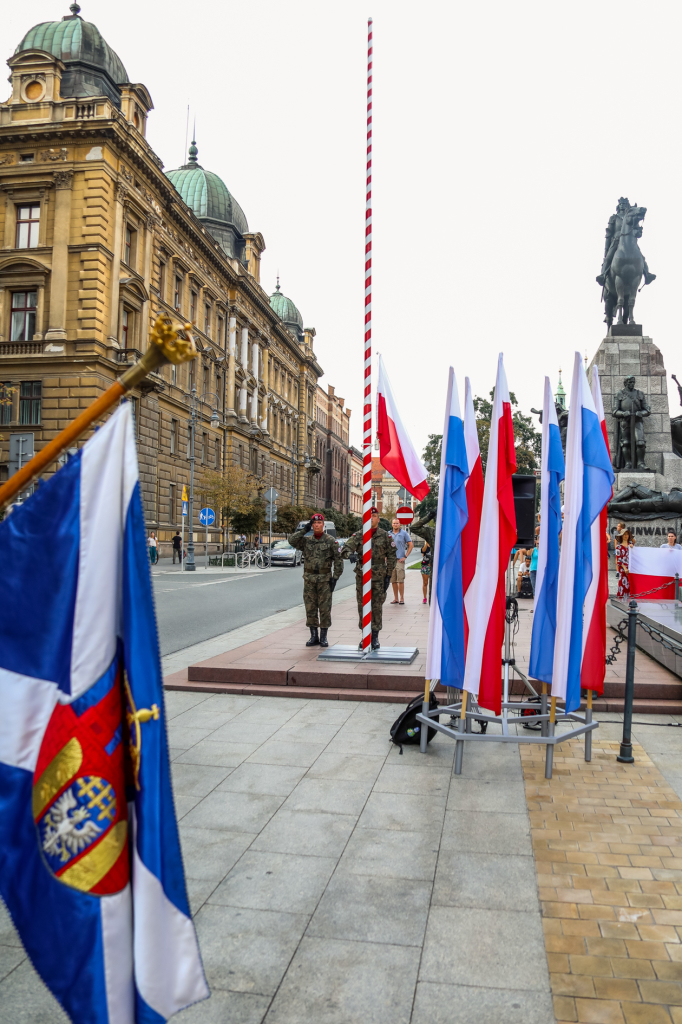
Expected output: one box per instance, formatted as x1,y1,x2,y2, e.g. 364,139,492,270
182,386,221,571
285,442,311,505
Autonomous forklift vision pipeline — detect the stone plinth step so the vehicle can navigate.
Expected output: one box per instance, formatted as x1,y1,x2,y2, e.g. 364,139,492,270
586,697,682,715
166,677,449,704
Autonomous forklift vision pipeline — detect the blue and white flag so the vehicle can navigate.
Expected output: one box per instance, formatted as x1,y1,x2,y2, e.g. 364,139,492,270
0,405,208,1024
425,368,469,688
552,353,614,712
529,376,565,683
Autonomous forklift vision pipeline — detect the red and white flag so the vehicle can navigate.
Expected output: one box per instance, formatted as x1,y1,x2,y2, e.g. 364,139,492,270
376,355,430,501
581,365,612,692
462,377,484,649
463,354,517,713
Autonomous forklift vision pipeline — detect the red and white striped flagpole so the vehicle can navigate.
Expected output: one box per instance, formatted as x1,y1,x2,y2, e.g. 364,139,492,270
361,17,373,652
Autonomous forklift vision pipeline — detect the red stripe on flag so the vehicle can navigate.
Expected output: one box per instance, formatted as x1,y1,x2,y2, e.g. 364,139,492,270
376,394,429,501
582,419,611,694
462,455,484,649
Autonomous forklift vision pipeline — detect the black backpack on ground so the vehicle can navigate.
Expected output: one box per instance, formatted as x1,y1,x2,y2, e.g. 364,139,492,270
390,692,439,754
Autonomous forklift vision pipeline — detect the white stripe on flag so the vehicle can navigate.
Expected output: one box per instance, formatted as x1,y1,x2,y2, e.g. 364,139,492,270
0,668,58,770
70,405,138,700
101,885,134,1024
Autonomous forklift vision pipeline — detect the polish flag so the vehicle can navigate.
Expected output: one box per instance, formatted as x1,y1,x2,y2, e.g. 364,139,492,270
581,365,613,694
462,377,484,649
463,354,517,713
376,356,430,501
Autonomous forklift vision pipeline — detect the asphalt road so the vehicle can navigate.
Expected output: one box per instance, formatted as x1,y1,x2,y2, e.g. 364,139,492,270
152,565,357,657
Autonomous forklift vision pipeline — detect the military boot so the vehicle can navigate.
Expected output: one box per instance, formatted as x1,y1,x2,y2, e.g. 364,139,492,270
371,630,380,651
306,627,320,647
319,628,329,648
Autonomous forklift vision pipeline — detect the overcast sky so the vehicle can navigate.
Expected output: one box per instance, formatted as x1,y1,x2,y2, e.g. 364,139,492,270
8,1,682,453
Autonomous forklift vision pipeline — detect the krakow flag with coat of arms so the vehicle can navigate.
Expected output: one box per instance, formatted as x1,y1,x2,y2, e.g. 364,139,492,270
0,404,208,1023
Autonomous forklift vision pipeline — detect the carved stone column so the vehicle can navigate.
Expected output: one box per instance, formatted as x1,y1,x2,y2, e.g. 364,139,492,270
45,170,73,341
142,213,156,345
108,182,127,345
226,313,237,418
250,336,260,427
240,324,249,369
261,342,270,433
239,385,248,422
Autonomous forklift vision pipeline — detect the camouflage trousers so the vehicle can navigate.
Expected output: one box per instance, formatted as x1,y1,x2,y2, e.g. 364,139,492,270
303,573,334,628
355,572,388,632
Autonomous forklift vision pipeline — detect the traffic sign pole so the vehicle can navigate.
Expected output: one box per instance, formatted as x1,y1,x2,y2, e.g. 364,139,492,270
199,508,216,570
181,485,188,571
264,488,278,568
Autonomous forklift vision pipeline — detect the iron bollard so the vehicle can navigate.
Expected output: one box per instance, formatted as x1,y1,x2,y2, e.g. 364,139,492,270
617,600,638,764
675,573,680,605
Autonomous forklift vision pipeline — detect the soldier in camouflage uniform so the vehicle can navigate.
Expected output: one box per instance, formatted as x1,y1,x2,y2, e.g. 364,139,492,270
342,507,397,651
289,513,343,648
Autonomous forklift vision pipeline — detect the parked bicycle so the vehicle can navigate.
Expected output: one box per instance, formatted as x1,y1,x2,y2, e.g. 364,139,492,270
237,549,270,569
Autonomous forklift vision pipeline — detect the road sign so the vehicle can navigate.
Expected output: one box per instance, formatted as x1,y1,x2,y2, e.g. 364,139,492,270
264,487,279,502
182,500,188,517
182,484,188,502
396,505,414,526
199,507,215,526
264,511,277,523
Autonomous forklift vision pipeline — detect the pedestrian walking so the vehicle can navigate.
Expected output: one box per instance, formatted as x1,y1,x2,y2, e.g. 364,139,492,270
289,513,344,648
342,507,397,650
529,544,538,595
615,527,632,599
389,517,413,605
148,531,158,565
172,530,182,564
419,541,432,604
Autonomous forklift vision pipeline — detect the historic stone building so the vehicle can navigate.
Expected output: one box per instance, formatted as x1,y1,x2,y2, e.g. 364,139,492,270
0,5,323,550
314,383,351,513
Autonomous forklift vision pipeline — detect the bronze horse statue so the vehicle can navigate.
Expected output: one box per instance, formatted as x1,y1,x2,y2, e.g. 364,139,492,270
602,206,647,327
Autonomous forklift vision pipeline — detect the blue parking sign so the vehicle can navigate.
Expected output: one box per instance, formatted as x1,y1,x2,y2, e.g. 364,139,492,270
182,500,188,516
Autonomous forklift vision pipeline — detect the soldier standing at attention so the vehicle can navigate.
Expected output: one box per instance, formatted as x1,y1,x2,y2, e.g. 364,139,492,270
342,507,397,651
289,513,343,648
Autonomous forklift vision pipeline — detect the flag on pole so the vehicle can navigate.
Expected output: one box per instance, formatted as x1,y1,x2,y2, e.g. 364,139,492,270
462,377,484,649
0,405,208,1024
529,376,565,683
425,369,469,688
552,353,614,712
581,365,613,693
376,355,430,500
463,354,517,713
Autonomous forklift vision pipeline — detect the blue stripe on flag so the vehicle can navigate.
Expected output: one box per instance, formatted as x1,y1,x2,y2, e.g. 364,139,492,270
529,421,564,682
436,414,469,688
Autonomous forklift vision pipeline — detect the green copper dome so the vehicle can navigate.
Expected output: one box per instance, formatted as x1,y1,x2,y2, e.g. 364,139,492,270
166,142,248,238
270,279,303,330
15,4,128,107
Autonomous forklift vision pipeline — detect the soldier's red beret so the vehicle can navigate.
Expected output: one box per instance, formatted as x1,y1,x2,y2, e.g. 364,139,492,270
311,513,325,522
370,506,378,514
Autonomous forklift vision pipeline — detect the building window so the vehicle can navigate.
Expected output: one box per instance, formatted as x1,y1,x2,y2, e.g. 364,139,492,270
203,364,209,396
169,482,175,524
11,291,37,341
188,359,195,393
1,382,13,425
124,225,136,267
171,363,176,386
190,291,197,323
201,432,207,464
19,381,41,425
204,304,211,337
170,417,177,454
215,437,221,468
15,204,40,249
174,277,182,311
159,262,166,302
218,316,224,347
121,308,131,349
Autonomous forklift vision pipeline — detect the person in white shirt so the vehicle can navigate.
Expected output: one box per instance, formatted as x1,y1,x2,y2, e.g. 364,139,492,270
148,531,158,564
660,528,682,550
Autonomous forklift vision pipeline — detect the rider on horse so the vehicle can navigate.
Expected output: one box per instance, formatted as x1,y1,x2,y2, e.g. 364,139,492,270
596,197,656,288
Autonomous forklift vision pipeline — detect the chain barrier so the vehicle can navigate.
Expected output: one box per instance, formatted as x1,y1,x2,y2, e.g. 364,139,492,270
638,619,682,656
628,580,676,600
606,618,628,666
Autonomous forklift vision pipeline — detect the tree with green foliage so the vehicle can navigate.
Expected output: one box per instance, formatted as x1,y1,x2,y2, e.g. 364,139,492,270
231,499,265,537
473,390,540,475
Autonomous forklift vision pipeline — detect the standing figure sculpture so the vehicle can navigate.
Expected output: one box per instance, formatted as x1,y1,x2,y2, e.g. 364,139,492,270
671,374,682,459
597,198,655,327
612,375,650,470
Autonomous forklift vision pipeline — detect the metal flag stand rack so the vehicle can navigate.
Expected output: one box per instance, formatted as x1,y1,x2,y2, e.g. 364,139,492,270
415,573,599,780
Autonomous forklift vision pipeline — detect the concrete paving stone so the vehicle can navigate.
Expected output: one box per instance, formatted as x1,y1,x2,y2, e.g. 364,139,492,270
252,809,357,858
0,944,25,982
457,740,524,779
0,901,22,947
199,694,261,714
631,726,682,753
181,791,286,834
171,763,233,798
275,724,343,745
193,903,308,997
411,981,556,1024
216,763,307,797
169,709,240,732
284,778,373,816
179,826,256,881
286,705,357,727
420,906,550,993
175,740,262,768
305,752,386,782
337,827,441,881
208,722,282,745
373,763,451,796
440,809,532,855
308,873,431,946
0,959,70,1023
324,727,393,755
170,746,190,761
174,988,270,1024
446,777,527,814
186,877,220,915
433,850,538,911
168,724,221,748
246,739,329,768
209,850,336,914
386,736,456,765
174,793,205,820
357,790,447,833
164,692,211,719
264,936,421,1024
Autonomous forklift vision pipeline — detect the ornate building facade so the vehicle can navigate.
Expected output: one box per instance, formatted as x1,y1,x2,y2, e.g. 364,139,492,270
314,383,351,513
0,5,323,549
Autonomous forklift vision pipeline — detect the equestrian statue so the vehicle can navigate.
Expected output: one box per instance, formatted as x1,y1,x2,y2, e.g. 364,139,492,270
596,197,655,328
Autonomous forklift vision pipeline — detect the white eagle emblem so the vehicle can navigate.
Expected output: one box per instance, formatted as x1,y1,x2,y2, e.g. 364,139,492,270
41,788,102,863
